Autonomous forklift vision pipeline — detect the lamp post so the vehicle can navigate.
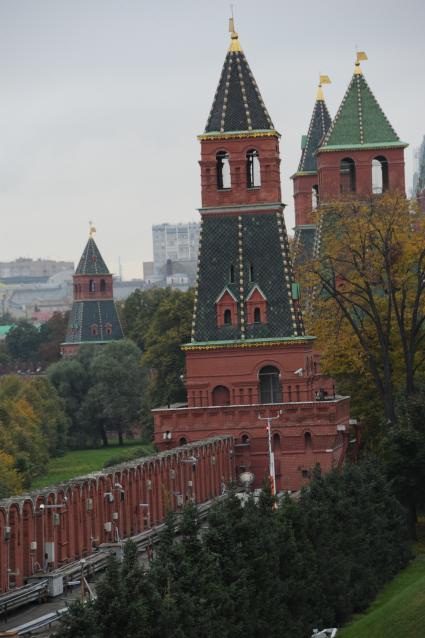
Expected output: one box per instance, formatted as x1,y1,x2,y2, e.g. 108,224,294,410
258,411,282,498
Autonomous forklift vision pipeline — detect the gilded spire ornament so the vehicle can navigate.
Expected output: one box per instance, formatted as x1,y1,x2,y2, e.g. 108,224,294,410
354,51,368,75
316,74,331,101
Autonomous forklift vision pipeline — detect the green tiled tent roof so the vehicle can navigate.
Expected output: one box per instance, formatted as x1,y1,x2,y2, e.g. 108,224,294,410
320,72,406,152
297,98,332,173
76,237,109,275
63,300,124,345
293,226,316,266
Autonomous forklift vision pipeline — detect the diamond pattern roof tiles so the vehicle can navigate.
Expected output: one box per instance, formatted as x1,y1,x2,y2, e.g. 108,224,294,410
75,238,109,275
297,98,332,173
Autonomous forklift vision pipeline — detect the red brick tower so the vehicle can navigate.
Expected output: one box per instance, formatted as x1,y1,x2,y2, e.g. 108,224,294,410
292,77,332,265
61,229,124,357
154,22,352,492
316,54,407,203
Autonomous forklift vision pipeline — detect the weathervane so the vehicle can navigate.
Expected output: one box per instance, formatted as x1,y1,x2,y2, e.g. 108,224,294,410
89,221,96,237
354,50,368,75
317,74,331,101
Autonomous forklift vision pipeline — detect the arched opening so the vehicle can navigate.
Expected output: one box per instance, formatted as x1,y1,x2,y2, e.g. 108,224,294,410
241,434,250,444
372,156,389,193
179,437,188,446
229,264,235,283
259,365,283,404
105,323,112,335
273,432,281,452
100,279,106,292
340,158,356,193
89,279,96,293
212,385,230,406
304,432,312,450
91,324,98,336
246,149,261,188
253,307,261,323
216,151,231,190
312,184,319,210
224,309,232,325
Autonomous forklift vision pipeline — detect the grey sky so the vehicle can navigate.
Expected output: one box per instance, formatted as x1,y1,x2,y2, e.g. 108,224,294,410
0,0,424,278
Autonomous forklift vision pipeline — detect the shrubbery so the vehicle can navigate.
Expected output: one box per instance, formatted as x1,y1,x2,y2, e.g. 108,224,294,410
54,460,410,638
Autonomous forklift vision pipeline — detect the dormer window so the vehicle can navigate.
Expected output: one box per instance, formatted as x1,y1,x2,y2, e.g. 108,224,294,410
105,322,112,335
246,149,261,188
216,151,231,190
246,285,267,325
91,323,98,336
216,287,237,327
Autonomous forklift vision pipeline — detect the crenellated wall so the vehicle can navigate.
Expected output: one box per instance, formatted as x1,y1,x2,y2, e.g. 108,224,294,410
0,437,234,593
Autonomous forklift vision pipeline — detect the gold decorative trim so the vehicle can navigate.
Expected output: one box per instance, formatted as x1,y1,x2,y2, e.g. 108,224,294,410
182,339,312,352
197,130,280,141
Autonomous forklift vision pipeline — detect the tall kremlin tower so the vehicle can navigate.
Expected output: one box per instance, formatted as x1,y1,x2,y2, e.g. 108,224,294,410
62,229,124,356
154,21,352,492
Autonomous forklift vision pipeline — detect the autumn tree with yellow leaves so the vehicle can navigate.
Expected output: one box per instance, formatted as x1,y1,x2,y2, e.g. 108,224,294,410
304,192,425,427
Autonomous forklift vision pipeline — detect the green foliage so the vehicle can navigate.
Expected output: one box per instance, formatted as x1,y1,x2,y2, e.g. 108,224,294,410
5,320,41,364
54,462,410,638
121,287,194,437
0,375,68,492
38,311,69,365
48,340,146,447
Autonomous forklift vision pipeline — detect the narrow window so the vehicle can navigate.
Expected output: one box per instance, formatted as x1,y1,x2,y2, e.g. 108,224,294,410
253,307,261,323
273,432,281,452
340,158,356,193
246,149,261,188
312,184,319,210
259,366,283,404
372,156,389,193
304,432,312,450
105,322,112,335
100,279,106,292
224,309,232,325
216,151,231,190
89,279,96,293
91,324,98,336
230,264,235,283
249,263,254,282
241,434,250,444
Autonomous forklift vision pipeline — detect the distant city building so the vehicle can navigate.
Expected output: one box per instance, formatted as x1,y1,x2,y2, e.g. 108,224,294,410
62,232,124,357
147,222,200,290
0,258,74,284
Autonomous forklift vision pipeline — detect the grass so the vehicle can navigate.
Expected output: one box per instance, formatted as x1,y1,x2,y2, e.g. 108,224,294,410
338,555,425,638
31,440,155,489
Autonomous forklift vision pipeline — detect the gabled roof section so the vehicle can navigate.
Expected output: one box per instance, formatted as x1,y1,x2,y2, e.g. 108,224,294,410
215,286,238,304
245,284,267,301
297,96,332,173
204,24,276,136
75,237,109,275
320,70,406,152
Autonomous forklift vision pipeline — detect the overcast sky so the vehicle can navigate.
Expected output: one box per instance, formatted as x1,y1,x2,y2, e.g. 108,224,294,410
0,0,424,278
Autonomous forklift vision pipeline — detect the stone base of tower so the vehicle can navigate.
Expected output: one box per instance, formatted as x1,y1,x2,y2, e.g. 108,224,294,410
154,396,351,492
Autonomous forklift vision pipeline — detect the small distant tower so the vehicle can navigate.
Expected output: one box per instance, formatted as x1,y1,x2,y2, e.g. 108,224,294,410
292,76,332,266
62,227,124,357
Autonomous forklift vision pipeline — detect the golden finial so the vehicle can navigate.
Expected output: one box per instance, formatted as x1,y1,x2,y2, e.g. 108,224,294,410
228,10,242,52
354,51,368,75
89,221,96,237
316,74,331,101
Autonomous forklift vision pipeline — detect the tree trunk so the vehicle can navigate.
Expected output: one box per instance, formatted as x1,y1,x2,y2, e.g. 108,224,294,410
100,425,108,447
118,430,124,446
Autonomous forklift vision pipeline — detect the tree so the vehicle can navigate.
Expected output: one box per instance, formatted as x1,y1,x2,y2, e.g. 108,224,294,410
89,340,145,445
48,341,145,447
5,320,41,367
308,193,425,424
0,451,23,498
38,311,69,365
